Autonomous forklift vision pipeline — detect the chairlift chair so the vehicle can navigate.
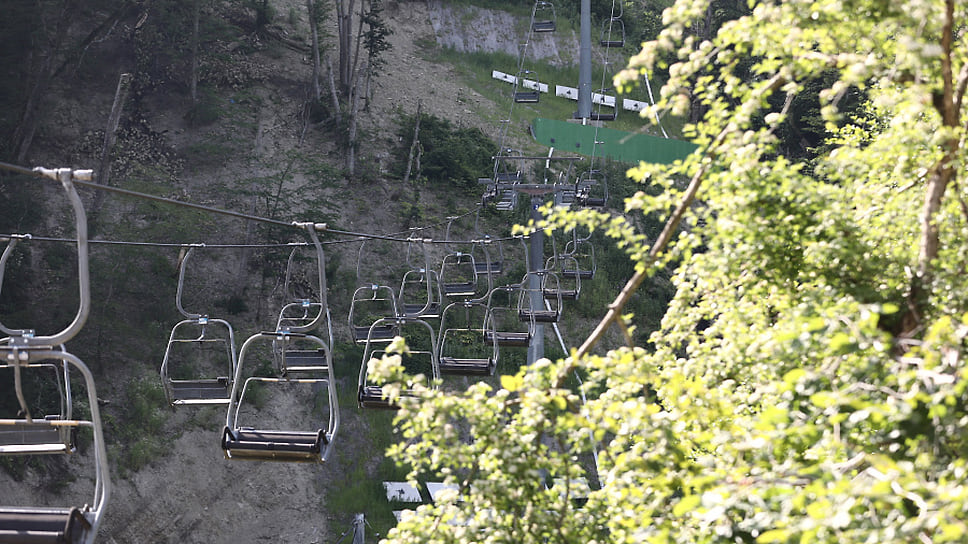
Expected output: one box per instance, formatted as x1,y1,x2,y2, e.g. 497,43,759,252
275,331,332,375
349,284,400,343
0,168,110,544
589,89,618,122
482,182,516,211
589,110,616,122
494,171,522,184
439,252,480,299
397,235,442,318
545,253,581,301
547,168,578,207
483,284,533,348
222,331,338,463
437,300,498,376
470,239,503,295
471,211,505,277
554,177,578,207
272,229,335,372
277,224,332,337
160,245,238,407
491,151,523,211
498,191,517,211
531,1,556,32
161,316,237,406
358,318,439,409
562,230,597,280
513,70,541,103
575,169,608,208
0,351,109,544
518,271,562,323
600,17,626,48
398,267,442,319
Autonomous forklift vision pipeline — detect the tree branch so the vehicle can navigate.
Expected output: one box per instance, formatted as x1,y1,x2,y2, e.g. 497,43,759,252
554,73,787,389
908,0,960,329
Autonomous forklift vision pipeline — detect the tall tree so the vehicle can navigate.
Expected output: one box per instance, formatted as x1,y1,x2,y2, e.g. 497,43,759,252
331,0,391,177
377,1,968,543
307,0,322,102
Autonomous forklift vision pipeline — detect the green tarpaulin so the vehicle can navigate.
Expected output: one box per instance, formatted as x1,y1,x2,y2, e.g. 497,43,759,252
531,118,698,164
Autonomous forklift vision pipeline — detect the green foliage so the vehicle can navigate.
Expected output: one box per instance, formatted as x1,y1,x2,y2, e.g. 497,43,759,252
382,1,968,543
362,0,393,70
393,112,496,187
113,377,168,476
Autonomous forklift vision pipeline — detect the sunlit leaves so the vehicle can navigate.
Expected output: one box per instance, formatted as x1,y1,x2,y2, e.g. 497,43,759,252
382,0,968,543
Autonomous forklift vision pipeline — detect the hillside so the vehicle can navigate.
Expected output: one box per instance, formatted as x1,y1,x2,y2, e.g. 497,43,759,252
0,1,641,542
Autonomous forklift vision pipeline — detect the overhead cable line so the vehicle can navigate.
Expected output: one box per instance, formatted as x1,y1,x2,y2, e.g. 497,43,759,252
0,230,521,249
0,235,311,249
2,161,295,229
1,161,517,247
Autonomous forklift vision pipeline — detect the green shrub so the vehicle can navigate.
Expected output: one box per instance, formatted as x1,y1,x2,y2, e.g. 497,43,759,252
393,112,495,187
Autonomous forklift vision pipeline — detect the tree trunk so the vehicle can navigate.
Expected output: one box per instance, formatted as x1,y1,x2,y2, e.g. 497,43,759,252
335,0,356,92
326,56,341,125
402,101,422,184
96,72,132,188
12,56,53,163
190,0,200,106
307,0,321,101
346,58,366,177
907,0,960,329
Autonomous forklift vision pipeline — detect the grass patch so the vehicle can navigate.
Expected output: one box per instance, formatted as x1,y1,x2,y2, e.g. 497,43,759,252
433,48,656,128
326,408,410,540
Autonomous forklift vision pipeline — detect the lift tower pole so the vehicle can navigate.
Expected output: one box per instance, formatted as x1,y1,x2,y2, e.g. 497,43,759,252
527,203,545,366
576,0,593,120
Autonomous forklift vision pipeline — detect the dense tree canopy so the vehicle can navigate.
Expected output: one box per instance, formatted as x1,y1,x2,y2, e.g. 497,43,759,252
374,1,968,543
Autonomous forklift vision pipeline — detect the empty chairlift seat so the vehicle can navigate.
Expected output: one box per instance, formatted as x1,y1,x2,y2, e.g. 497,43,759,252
544,250,581,301
279,348,329,374
484,285,533,348
531,1,556,32
575,171,608,207
220,427,328,462
161,316,237,407
160,246,239,407
518,272,562,323
398,268,442,319
398,241,442,319
437,301,498,376
0,361,78,455
349,284,400,343
562,232,597,280
514,73,541,103
358,318,439,410
0,507,92,544
0,416,77,456
222,331,339,463
440,252,480,299
600,17,626,48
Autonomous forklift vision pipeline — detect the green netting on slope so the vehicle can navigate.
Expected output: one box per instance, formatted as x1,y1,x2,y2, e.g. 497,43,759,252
531,118,698,164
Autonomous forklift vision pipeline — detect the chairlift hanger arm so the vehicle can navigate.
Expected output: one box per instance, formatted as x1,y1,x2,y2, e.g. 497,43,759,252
0,167,91,347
